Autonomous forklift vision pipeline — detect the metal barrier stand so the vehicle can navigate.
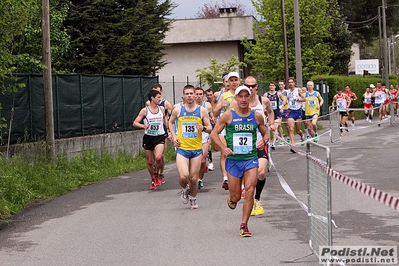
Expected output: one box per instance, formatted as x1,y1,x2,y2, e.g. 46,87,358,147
306,141,332,264
329,107,341,143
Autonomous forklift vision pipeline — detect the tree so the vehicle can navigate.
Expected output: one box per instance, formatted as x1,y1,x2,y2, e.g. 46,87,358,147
0,0,37,92
338,0,399,44
60,0,175,75
0,0,71,77
326,0,353,75
195,0,254,18
244,0,336,84
195,55,246,90
15,0,71,73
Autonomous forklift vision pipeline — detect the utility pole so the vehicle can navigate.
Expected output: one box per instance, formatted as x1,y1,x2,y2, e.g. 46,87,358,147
281,0,289,83
378,6,382,74
42,0,55,159
293,0,303,87
382,0,389,87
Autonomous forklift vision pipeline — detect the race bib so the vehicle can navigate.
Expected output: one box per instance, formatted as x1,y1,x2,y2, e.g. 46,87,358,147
182,122,198,138
232,133,252,154
308,99,316,108
270,100,277,110
337,101,345,110
147,122,161,136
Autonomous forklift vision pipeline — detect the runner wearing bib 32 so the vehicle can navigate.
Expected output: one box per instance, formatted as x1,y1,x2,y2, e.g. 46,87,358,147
210,86,269,238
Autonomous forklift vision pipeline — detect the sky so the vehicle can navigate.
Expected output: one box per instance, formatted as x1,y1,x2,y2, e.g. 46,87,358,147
169,0,256,19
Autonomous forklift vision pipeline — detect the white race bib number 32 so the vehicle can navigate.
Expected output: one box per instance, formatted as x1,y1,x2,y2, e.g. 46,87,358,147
232,133,252,154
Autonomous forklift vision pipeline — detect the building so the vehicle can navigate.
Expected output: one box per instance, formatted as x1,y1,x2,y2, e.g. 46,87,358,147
157,10,256,103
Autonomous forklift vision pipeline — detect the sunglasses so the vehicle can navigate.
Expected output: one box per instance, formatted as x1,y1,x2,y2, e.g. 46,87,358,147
244,84,257,88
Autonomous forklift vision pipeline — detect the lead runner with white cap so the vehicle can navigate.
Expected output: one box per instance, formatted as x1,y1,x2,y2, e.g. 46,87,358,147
211,85,269,237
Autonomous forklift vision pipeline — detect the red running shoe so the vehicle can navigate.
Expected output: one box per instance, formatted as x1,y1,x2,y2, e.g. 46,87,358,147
154,173,161,186
159,173,165,184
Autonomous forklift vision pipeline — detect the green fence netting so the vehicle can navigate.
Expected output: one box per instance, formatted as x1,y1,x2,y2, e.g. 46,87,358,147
0,74,158,145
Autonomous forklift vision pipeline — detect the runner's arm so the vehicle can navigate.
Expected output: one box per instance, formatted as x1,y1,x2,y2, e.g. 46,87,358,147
210,111,233,156
133,108,148,129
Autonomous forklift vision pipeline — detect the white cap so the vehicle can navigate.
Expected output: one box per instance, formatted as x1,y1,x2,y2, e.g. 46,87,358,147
369,84,375,88
235,85,251,96
227,72,240,79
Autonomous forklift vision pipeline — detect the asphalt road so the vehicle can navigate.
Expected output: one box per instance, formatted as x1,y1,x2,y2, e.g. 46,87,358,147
0,117,398,266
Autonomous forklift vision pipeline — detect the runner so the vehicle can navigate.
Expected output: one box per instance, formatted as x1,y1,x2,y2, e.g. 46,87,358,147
213,71,241,190
304,81,324,142
133,90,169,190
362,86,373,122
241,76,275,216
264,81,284,149
145,83,173,183
210,85,269,237
372,81,388,126
389,84,397,117
282,77,305,153
194,87,213,189
205,88,216,171
278,80,289,145
332,87,351,136
343,85,357,128
169,85,212,209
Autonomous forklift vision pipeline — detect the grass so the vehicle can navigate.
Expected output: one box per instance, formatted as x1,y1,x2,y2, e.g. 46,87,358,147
0,146,177,220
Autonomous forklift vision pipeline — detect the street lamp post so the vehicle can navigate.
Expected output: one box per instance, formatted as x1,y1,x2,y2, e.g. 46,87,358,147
281,0,289,83
392,34,399,77
382,0,389,87
293,0,302,87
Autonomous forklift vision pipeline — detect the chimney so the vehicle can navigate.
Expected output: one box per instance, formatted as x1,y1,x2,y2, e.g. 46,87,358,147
219,7,238,17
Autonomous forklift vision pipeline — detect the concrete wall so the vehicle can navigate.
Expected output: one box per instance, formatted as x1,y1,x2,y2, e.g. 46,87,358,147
1,130,146,159
164,16,256,44
159,41,241,103
157,16,256,93
56,130,144,158
348,43,360,74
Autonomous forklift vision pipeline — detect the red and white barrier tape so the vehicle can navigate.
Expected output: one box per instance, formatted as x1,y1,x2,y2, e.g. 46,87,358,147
308,154,399,212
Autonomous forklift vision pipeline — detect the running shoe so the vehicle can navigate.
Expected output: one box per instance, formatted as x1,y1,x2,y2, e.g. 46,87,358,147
301,136,305,146
198,180,204,189
150,181,157,190
314,133,319,143
222,180,229,190
227,196,237,210
290,148,296,154
254,199,264,215
241,188,246,199
279,140,284,145
159,173,165,184
181,186,190,204
154,173,161,187
208,162,215,171
251,204,256,216
190,197,198,209
270,143,276,150
239,225,252,237
340,132,343,137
